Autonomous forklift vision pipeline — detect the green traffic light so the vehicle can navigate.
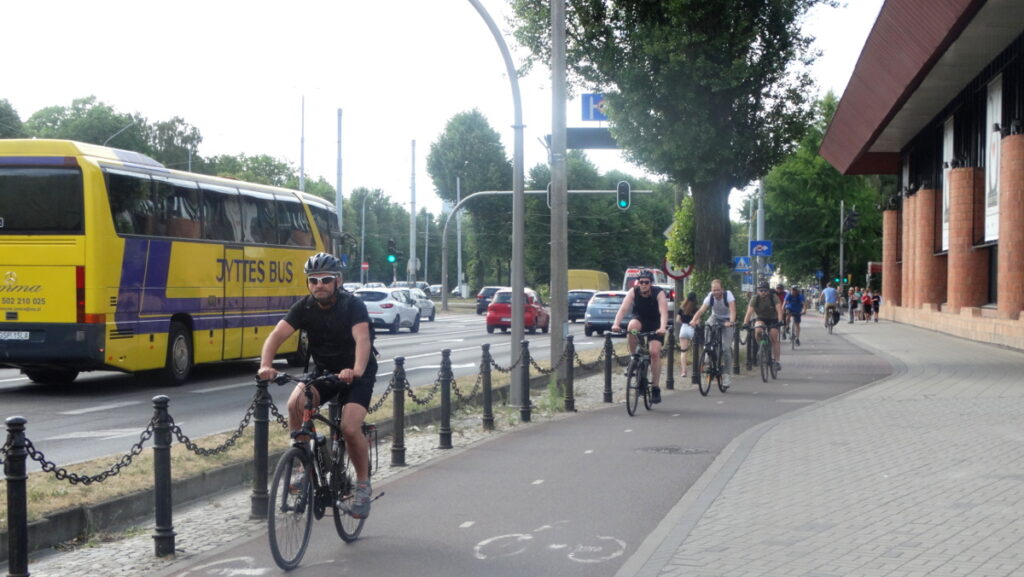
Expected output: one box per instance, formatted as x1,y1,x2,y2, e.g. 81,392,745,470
387,255,397,263
618,199,628,208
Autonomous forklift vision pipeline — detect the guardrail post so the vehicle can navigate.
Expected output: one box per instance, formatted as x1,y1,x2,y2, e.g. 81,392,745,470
519,340,531,423
481,344,494,431
564,335,575,412
439,349,453,449
152,395,176,557
603,333,613,403
5,416,29,577
691,323,703,386
391,357,406,467
665,328,675,390
250,381,270,519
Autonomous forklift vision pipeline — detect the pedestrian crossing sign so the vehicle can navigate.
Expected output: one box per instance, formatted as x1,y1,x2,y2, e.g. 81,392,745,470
733,256,751,272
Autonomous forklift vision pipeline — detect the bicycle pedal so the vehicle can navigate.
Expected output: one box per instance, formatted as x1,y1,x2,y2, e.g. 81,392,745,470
370,491,385,502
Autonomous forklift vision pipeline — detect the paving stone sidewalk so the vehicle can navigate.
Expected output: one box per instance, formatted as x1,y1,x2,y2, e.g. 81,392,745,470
620,320,1024,577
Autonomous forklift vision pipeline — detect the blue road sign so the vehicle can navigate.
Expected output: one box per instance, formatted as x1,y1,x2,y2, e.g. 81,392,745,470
582,93,608,121
750,240,773,257
733,256,751,271
815,269,824,279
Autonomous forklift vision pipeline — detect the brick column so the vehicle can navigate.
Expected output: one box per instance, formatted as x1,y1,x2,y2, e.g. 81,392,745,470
882,209,901,307
998,134,1024,320
947,168,988,312
913,188,946,307
901,193,916,308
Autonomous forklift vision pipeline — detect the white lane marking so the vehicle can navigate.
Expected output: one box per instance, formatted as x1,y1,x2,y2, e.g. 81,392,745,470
58,401,143,415
584,449,594,454
45,427,151,441
460,521,475,528
192,381,253,394
624,429,633,433
0,377,28,383
532,479,545,485
776,399,817,403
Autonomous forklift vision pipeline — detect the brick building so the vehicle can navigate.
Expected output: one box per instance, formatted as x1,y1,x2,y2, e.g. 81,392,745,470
821,0,1024,350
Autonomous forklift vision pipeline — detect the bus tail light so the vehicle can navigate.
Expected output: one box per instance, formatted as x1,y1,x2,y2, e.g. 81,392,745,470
76,266,86,324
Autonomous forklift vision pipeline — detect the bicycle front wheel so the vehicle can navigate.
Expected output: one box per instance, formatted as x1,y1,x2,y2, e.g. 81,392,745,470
332,448,366,542
641,360,652,411
268,447,314,570
698,349,714,396
759,340,770,383
625,357,640,416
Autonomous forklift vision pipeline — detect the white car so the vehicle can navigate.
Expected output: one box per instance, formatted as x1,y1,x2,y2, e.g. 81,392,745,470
409,287,436,322
353,288,421,334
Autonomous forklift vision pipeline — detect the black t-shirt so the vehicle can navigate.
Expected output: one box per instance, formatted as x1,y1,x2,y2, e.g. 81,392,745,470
283,291,377,373
631,285,664,331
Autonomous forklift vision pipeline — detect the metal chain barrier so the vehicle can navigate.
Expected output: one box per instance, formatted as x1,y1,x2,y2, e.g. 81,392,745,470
489,349,525,373
452,371,483,403
268,400,291,429
368,380,393,414
169,397,257,457
529,344,574,376
0,436,11,467
24,418,156,485
402,369,441,406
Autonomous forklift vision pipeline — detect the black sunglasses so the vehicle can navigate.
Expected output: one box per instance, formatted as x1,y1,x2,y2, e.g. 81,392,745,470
636,280,651,285
307,276,338,285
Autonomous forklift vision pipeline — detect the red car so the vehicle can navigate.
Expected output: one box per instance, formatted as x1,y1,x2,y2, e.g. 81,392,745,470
486,289,550,334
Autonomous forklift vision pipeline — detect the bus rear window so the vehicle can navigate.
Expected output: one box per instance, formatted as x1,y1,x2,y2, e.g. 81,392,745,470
0,167,83,234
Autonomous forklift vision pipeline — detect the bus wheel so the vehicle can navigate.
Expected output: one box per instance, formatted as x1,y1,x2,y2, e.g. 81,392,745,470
161,322,193,386
287,331,310,367
23,368,79,385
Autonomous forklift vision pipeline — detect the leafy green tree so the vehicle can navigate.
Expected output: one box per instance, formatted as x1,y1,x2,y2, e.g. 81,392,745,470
760,93,883,287
149,117,202,171
511,0,828,278
0,99,26,138
426,109,513,288
24,96,151,153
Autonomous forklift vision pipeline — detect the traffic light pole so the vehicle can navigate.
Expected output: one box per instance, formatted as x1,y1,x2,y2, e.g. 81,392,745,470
839,199,845,290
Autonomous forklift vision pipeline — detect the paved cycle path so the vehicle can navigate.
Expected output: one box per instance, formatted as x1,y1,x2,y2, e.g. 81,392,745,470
620,318,1024,577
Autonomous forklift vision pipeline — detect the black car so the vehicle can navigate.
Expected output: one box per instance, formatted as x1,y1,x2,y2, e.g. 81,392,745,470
567,290,598,323
475,286,507,315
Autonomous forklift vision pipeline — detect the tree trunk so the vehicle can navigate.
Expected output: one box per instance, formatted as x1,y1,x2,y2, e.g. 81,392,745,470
691,180,733,274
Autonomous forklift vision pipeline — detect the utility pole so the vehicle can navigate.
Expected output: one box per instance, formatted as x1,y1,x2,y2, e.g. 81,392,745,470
549,0,569,379
408,140,417,284
336,109,343,239
839,199,845,289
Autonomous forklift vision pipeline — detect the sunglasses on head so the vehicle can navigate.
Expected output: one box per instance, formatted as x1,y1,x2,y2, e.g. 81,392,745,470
307,275,338,285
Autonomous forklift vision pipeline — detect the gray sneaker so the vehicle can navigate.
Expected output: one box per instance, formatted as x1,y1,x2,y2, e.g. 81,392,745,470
350,481,372,519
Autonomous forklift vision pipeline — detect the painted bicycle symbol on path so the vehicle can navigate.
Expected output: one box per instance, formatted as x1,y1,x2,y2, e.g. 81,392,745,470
474,521,627,564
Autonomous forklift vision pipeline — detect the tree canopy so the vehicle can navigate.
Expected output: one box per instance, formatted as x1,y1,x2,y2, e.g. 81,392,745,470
510,0,831,277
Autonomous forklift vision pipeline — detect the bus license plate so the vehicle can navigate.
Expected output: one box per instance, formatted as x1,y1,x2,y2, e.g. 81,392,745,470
0,331,30,341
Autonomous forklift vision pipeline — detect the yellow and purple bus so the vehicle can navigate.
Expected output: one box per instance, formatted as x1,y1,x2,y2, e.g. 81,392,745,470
0,139,340,385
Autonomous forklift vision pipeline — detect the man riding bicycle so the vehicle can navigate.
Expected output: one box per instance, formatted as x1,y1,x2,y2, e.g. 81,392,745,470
783,285,807,346
689,279,737,387
612,269,668,403
743,282,784,372
821,282,840,327
258,252,377,519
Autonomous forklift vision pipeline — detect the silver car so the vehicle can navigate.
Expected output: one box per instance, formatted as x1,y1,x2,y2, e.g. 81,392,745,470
409,287,436,322
583,291,629,336
354,288,421,334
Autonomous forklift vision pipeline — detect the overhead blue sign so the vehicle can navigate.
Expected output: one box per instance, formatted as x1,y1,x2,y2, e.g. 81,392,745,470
733,256,751,272
582,93,608,122
750,240,773,257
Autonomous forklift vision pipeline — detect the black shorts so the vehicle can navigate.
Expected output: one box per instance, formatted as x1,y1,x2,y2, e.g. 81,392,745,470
786,311,802,324
311,366,377,410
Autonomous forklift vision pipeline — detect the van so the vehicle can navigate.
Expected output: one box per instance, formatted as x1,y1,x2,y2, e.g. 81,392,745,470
567,269,610,291
621,267,668,290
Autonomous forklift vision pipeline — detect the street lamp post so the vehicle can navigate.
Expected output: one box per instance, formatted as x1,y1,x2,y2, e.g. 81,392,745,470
360,195,369,284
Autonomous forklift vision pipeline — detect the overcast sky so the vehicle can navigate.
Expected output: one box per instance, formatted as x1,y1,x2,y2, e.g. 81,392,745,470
3,0,883,215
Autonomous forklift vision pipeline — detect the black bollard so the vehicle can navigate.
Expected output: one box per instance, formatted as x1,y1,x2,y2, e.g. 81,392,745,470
250,380,270,519
5,416,29,577
665,328,675,391
481,344,494,431
603,332,614,403
733,323,741,374
520,340,531,422
564,335,576,412
391,357,406,466
152,395,176,557
439,349,453,449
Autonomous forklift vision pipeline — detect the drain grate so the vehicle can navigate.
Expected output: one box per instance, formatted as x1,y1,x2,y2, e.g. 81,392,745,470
636,446,709,455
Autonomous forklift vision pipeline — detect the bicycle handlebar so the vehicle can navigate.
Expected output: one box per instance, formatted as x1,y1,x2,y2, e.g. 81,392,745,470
255,371,343,388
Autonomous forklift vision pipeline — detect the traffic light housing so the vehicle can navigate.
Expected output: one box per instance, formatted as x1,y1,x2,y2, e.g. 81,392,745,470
386,238,397,263
616,180,631,210
843,210,860,231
